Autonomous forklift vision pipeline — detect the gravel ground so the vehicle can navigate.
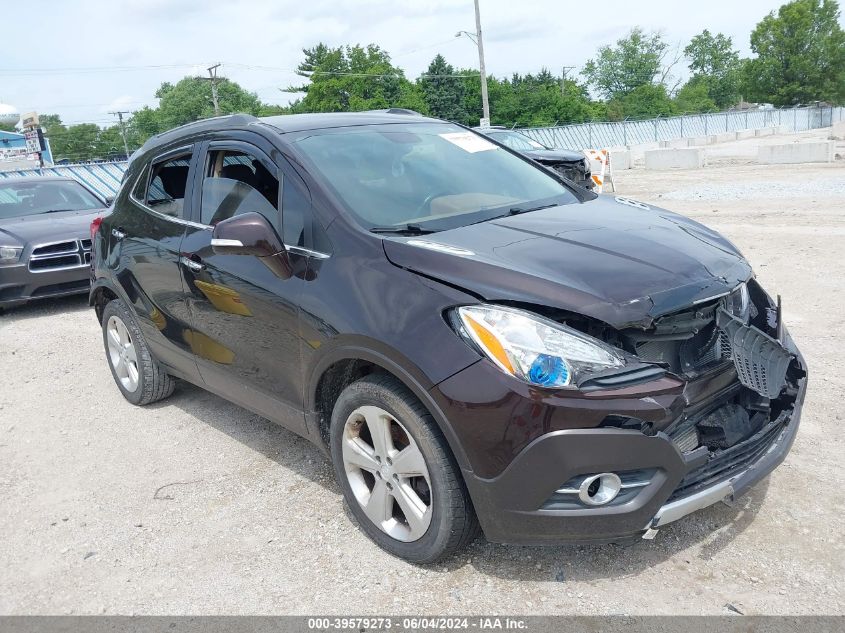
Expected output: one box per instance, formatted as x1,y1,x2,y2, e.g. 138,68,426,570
1,144,844,616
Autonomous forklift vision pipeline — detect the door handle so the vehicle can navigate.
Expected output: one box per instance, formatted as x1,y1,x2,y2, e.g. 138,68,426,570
111,227,126,241
180,255,206,272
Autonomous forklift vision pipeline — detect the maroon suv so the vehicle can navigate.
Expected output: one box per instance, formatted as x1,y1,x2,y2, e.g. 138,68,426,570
90,111,807,563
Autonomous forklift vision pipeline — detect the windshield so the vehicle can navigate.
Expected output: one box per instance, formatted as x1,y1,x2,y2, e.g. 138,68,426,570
292,123,579,231
486,130,548,151
0,180,102,220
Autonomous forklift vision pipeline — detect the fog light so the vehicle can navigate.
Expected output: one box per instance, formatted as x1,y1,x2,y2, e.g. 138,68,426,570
578,473,622,506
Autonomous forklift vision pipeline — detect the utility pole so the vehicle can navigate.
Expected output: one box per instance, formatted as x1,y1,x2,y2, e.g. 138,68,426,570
473,0,490,126
109,111,131,159
206,63,221,116
560,66,575,94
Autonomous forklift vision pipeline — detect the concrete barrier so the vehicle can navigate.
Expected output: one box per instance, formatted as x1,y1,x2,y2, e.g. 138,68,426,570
714,132,735,143
735,129,755,140
688,135,715,146
754,127,776,137
659,138,692,149
832,120,845,140
644,148,705,170
609,149,631,170
757,141,834,164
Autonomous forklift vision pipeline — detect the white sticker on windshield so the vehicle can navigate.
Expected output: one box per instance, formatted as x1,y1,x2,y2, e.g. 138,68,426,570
439,132,498,153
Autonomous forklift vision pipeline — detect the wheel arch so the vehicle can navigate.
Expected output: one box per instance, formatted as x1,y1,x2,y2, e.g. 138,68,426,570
89,278,124,324
305,343,474,473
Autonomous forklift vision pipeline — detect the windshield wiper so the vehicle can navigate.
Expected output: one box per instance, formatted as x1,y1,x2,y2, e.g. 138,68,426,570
506,203,557,216
369,224,438,235
42,208,78,214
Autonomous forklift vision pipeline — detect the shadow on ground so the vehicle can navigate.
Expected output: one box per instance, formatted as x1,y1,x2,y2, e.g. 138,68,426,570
156,378,771,582
0,294,89,325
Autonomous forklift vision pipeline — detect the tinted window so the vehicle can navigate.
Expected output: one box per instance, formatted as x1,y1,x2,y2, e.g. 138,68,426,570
488,130,547,151
201,150,280,228
293,123,578,231
146,154,192,217
282,179,309,247
0,180,103,220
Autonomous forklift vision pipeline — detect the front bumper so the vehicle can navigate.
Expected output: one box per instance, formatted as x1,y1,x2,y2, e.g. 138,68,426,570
0,261,90,308
432,332,806,545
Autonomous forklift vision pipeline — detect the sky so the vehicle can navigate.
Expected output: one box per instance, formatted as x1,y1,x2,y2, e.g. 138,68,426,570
1,0,839,126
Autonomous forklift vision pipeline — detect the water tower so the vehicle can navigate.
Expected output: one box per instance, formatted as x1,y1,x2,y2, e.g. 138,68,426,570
0,103,20,127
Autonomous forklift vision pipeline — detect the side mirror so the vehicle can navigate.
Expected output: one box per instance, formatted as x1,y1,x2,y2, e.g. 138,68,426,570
210,212,292,279
211,212,284,257
103,195,116,206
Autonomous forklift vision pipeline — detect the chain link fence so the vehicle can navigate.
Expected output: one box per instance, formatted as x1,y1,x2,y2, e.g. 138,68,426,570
519,105,845,150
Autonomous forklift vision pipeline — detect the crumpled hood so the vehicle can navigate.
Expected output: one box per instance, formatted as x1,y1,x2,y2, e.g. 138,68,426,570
0,208,105,246
382,195,752,328
522,148,585,163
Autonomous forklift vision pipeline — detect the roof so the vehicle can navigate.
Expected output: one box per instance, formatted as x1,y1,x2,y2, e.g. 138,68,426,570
134,110,444,158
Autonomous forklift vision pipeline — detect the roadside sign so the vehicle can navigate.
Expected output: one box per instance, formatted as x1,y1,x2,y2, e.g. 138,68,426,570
21,112,39,129
24,129,44,154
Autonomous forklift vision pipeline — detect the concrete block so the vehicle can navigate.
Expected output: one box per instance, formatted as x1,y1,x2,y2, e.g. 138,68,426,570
644,148,705,170
714,132,735,143
832,120,845,140
775,125,791,135
757,141,834,164
688,136,714,146
659,138,692,149
735,129,755,140
608,149,631,170
754,127,775,137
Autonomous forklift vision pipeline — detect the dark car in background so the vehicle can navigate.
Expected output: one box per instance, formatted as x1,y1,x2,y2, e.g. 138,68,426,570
90,112,805,563
475,126,593,190
0,176,108,309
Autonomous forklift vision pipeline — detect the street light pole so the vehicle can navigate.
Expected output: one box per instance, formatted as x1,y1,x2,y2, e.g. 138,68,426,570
473,0,490,126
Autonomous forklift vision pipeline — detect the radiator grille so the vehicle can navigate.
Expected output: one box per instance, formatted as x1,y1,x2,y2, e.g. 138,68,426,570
28,239,91,272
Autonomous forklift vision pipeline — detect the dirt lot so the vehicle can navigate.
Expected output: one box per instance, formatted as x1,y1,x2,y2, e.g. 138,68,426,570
1,140,844,615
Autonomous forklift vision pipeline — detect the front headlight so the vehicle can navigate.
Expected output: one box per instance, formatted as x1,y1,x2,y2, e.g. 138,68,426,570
0,246,22,263
453,304,625,388
723,282,750,322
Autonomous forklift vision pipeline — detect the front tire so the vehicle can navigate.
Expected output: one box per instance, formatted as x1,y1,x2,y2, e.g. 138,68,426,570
329,374,479,563
101,299,174,406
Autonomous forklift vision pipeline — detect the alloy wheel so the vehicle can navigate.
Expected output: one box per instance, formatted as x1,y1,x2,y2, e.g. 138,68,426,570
341,405,433,542
106,315,139,392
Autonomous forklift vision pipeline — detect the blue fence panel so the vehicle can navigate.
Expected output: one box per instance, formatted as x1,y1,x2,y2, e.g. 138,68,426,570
0,161,129,197
519,105,845,150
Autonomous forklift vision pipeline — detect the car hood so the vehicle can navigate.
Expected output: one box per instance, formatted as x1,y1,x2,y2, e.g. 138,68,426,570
382,195,752,329
522,148,585,163
0,208,105,246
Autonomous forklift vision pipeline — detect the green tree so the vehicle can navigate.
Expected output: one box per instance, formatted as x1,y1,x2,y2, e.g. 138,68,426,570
49,124,100,162
582,28,670,99
744,0,845,105
290,43,426,113
684,30,742,107
155,76,263,130
607,83,675,119
0,122,15,133
419,54,468,122
674,78,718,112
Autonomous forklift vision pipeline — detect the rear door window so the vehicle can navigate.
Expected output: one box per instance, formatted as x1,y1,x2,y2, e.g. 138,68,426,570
145,153,193,218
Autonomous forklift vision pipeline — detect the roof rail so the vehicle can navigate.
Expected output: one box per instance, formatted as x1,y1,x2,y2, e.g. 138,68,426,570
139,113,259,153
366,108,423,116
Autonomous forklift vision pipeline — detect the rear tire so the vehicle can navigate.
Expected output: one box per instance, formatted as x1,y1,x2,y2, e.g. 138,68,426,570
101,298,174,405
329,374,479,563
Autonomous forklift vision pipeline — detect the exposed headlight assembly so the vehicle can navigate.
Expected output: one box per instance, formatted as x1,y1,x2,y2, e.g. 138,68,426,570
0,246,22,263
723,282,751,323
453,304,626,388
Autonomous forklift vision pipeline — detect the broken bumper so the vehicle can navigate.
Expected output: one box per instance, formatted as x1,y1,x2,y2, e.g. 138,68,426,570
444,330,806,545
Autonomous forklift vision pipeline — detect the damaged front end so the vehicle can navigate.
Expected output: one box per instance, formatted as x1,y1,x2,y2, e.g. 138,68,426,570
598,279,806,535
